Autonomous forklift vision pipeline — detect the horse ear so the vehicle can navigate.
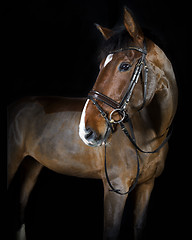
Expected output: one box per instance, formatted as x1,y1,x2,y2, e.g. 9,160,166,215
95,24,113,40
124,7,144,43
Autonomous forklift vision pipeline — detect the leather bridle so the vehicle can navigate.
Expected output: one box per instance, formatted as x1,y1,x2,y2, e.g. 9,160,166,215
86,40,171,195
88,41,148,129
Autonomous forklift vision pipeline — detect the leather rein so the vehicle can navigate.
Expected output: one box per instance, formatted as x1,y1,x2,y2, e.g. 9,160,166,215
87,40,171,195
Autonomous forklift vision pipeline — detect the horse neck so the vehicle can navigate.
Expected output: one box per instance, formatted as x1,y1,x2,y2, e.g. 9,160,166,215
144,40,178,135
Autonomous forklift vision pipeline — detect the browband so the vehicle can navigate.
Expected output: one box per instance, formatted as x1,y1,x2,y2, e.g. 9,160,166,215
109,46,147,55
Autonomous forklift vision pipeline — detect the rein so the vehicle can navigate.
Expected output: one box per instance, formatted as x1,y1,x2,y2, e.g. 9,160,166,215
87,40,172,195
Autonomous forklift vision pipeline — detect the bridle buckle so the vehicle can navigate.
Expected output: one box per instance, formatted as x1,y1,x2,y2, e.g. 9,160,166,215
109,109,126,124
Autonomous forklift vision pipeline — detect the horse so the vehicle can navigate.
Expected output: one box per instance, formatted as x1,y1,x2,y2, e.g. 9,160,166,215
7,8,178,240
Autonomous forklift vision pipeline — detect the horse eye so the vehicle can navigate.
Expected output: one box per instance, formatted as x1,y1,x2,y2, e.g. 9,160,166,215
119,62,131,72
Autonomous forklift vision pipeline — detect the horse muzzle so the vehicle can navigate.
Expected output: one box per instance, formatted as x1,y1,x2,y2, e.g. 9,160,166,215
84,127,105,146
79,99,111,147
79,125,111,147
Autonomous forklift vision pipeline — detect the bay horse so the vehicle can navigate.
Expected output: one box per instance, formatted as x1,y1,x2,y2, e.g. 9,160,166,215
7,8,178,240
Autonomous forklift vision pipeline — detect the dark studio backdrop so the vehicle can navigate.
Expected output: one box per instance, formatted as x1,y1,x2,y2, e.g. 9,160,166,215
4,0,188,239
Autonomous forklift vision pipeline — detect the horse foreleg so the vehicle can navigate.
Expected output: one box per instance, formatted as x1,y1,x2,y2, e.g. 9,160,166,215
133,178,155,240
7,149,25,188
103,181,128,240
17,157,43,240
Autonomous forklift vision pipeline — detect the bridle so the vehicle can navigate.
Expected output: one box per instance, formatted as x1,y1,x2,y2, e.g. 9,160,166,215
87,40,171,195
88,40,148,129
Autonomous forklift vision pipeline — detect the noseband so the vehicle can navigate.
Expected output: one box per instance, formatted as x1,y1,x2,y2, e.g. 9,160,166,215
88,40,148,129
86,40,171,195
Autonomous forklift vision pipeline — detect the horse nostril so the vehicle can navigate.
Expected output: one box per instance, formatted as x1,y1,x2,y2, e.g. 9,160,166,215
85,128,94,140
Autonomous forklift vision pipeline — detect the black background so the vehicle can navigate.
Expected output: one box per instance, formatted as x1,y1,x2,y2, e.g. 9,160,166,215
4,0,189,239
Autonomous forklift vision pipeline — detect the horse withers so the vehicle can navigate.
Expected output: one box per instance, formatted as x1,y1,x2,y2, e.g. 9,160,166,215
8,8,178,240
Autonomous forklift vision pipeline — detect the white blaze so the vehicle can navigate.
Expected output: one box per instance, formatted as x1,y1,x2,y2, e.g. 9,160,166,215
103,54,113,67
79,99,90,145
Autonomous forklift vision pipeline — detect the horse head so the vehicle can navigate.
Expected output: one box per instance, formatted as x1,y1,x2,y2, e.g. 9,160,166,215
79,7,175,147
